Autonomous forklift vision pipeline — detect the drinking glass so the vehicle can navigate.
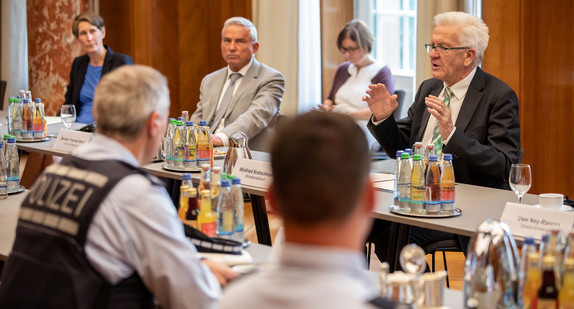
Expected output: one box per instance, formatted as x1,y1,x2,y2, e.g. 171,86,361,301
509,164,532,203
60,105,76,130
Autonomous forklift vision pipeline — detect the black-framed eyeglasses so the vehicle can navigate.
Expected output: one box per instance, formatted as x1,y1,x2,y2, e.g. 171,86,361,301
425,44,470,54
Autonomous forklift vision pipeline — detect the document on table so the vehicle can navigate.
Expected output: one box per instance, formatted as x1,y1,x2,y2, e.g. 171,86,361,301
46,116,62,125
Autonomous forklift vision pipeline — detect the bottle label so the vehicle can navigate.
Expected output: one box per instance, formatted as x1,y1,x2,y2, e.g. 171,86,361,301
537,299,556,309
7,177,19,193
0,184,7,198
201,222,216,237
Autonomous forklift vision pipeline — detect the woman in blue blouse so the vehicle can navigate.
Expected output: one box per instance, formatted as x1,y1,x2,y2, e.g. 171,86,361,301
64,12,133,124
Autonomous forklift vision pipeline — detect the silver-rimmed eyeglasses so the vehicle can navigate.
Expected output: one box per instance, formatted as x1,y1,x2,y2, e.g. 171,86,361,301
425,44,470,54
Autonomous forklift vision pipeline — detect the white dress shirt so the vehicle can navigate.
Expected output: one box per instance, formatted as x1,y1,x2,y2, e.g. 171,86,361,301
73,134,221,309
213,58,254,147
420,67,477,146
220,242,379,309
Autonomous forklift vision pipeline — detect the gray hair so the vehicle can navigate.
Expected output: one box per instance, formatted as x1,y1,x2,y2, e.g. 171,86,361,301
72,12,104,38
434,12,489,67
222,17,258,43
93,65,170,141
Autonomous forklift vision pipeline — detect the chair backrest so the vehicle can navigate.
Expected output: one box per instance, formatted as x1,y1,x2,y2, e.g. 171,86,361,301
392,89,406,120
0,80,6,111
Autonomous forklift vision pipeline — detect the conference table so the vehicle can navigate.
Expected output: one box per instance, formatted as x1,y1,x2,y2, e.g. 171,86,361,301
14,122,543,264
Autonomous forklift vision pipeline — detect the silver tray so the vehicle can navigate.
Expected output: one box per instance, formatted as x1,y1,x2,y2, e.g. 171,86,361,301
389,205,462,218
161,163,201,173
16,137,50,143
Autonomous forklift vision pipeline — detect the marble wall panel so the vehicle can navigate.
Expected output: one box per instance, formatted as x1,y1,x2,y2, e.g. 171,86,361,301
27,0,89,115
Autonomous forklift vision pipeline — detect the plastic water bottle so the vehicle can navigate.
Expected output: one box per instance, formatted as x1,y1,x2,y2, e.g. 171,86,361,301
518,237,537,308
440,153,455,214
6,138,19,193
425,155,441,214
184,121,197,168
165,118,176,166
405,148,413,166
410,154,425,214
216,179,234,240
173,120,185,167
197,120,213,167
393,150,404,205
9,98,22,139
398,152,412,210
0,143,7,199
231,177,244,242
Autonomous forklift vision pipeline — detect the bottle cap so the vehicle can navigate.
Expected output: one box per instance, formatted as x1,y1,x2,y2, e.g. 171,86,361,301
34,98,41,103
8,138,15,143
429,155,438,162
232,177,241,185
4,134,11,140
186,121,194,126
182,173,192,180
542,234,549,242
200,120,207,126
177,117,182,121
443,153,452,161
220,179,230,187
405,148,413,155
524,237,535,245
0,143,3,149
176,120,183,126
413,154,422,161
23,99,30,103
396,150,404,158
169,118,176,124
401,152,410,159
221,172,227,180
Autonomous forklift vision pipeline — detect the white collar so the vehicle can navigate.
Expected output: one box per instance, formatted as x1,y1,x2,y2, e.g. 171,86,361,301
227,57,254,77
443,67,477,99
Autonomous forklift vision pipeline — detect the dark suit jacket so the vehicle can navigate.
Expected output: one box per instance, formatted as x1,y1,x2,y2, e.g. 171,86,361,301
64,46,133,116
368,67,521,189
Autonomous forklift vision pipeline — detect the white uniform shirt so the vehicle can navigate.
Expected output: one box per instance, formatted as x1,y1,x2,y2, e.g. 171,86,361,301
73,134,221,309
220,242,379,309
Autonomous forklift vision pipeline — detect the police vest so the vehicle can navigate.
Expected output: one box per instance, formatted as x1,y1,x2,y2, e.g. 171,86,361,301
0,156,160,309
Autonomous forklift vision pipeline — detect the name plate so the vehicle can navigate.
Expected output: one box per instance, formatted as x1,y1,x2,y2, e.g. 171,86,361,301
500,202,574,240
53,129,93,152
231,158,272,189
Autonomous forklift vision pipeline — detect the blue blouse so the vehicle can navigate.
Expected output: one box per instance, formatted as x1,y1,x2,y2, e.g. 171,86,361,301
77,64,102,124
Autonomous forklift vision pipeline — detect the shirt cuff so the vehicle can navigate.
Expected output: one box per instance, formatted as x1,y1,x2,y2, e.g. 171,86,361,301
371,114,390,126
443,127,456,145
215,132,230,147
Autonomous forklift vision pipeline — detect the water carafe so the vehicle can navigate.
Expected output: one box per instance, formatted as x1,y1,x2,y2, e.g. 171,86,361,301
223,132,252,174
464,218,520,309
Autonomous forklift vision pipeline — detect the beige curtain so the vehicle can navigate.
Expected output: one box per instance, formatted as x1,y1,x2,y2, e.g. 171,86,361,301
416,0,473,87
252,0,299,116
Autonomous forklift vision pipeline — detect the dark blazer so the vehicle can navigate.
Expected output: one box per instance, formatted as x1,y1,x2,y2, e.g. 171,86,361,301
64,46,133,115
368,67,521,189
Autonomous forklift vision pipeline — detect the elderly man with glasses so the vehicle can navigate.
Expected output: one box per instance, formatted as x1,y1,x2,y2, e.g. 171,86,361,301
364,12,520,261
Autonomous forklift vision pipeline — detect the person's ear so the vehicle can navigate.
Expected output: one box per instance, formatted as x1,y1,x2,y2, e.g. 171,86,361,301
265,184,280,214
464,48,476,67
101,26,106,39
252,42,259,54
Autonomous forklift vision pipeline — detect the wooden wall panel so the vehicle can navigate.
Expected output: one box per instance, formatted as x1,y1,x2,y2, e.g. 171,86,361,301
100,0,251,118
483,0,574,198
320,0,353,101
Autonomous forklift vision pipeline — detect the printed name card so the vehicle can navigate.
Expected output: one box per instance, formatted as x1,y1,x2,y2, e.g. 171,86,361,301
53,129,93,152
231,158,272,189
500,202,574,240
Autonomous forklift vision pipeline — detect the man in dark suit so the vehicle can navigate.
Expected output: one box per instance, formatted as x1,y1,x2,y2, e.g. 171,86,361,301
364,12,520,260
191,17,285,151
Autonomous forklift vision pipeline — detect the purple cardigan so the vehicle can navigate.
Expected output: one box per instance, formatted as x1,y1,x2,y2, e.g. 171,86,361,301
327,61,395,102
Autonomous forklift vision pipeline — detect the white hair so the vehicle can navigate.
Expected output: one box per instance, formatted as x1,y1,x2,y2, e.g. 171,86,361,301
222,16,258,43
93,65,170,140
434,11,489,67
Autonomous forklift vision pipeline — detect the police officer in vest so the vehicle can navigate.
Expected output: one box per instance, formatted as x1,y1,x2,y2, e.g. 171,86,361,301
0,65,237,308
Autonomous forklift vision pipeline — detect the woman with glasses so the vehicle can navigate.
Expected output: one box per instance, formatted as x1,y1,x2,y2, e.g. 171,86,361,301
316,19,395,148
63,12,133,125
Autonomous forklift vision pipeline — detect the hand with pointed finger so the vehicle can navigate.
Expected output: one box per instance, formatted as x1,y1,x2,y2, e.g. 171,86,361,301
362,83,398,122
425,95,454,139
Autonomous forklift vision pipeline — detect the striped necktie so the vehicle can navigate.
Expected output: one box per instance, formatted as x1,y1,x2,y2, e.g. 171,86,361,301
431,87,453,156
